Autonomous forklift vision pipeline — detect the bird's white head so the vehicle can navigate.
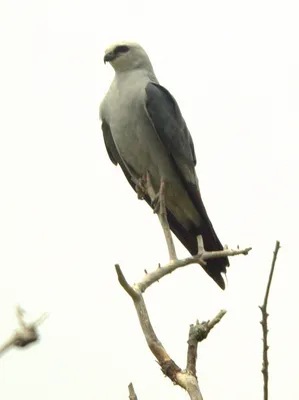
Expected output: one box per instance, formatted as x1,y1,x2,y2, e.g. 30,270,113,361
103,41,154,73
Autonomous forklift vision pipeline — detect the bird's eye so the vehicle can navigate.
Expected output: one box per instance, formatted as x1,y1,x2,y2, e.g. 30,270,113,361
114,45,130,54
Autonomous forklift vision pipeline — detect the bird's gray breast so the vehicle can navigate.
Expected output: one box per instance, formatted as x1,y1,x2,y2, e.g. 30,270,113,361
102,76,165,181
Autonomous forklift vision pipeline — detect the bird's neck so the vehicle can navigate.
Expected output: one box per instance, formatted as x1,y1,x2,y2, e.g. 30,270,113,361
115,67,159,84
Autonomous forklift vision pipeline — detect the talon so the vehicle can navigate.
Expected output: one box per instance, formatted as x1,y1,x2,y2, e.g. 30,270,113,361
136,185,144,199
135,176,147,200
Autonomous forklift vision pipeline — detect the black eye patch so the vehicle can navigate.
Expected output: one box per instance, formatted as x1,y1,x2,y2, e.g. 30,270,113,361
114,45,130,54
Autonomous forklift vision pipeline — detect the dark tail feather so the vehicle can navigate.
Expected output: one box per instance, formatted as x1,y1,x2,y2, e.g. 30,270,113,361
142,184,229,289
167,211,228,290
195,222,228,290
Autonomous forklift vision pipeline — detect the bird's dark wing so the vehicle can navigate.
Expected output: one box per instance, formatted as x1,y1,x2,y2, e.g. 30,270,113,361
144,82,213,225
145,82,229,289
101,118,200,261
145,83,196,174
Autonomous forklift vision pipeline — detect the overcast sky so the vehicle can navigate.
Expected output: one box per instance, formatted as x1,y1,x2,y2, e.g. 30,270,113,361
0,1,298,399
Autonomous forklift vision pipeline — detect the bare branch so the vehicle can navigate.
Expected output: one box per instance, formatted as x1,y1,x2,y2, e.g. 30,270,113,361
128,383,138,400
0,306,48,357
116,231,250,397
138,246,252,293
186,310,227,375
115,264,181,378
259,240,281,400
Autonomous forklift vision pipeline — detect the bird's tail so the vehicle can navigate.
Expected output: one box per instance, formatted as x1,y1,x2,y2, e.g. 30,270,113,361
166,192,229,290
194,222,228,290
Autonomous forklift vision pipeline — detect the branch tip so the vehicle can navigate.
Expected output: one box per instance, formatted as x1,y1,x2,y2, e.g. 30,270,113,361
115,264,139,300
128,382,138,400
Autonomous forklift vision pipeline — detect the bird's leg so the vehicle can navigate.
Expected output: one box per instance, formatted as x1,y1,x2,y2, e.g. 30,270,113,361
156,183,178,263
196,235,205,256
146,174,177,263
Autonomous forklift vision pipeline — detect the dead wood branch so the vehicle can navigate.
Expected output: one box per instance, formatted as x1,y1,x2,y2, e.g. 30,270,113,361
116,240,251,398
116,263,227,400
0,305,48,356
116,265,177,372
259,240,280,400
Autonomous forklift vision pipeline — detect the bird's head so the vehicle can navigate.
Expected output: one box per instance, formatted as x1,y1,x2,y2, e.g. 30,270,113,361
103,41,153,73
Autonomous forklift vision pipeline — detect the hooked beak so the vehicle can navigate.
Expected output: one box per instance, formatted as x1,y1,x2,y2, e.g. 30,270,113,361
104,51,116,63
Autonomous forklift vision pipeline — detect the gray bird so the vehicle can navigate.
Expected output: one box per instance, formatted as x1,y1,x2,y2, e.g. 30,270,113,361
99,41,229,289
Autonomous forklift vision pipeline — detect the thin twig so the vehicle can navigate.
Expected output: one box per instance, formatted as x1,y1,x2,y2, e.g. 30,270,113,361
138,246,252,293
128,383,138,400
259,240,280,400
0,306,48,356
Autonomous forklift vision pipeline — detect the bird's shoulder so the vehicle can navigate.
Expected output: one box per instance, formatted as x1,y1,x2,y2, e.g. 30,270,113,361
100,72,155,122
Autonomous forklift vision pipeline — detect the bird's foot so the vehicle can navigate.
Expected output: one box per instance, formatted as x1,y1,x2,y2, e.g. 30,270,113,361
135,176,147,200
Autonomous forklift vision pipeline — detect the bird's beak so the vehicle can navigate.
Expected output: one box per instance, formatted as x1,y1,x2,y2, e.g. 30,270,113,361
104,52,115,63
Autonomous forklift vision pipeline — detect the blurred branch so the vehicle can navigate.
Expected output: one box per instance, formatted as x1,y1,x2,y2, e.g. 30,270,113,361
128,383,138,400
259,240,281,400
0,306,48,357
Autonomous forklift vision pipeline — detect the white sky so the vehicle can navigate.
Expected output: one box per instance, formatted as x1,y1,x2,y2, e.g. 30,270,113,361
0,0,298,399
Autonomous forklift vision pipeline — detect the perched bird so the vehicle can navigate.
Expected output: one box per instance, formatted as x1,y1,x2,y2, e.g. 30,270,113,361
99,41,229,289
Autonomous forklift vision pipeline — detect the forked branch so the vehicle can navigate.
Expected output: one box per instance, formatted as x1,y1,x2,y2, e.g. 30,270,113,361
116,263,228,400
116,240,251,398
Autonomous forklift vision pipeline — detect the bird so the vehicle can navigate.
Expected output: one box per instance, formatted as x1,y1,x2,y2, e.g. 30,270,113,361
99,41,229,289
